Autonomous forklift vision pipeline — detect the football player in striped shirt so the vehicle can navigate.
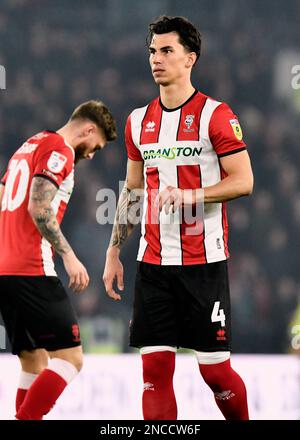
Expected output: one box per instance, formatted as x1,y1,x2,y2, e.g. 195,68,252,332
103,16,253,420
0,100,117,419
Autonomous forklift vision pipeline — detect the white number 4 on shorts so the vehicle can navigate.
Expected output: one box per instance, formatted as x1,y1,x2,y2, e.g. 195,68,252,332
211,301,226,327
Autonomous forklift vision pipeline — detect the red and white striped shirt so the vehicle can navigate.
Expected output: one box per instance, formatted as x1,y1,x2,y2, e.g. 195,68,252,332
125,90,246,265
0,131,74,276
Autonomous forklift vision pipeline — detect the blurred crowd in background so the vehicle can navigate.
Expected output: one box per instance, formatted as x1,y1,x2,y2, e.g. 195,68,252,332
0,0,300,353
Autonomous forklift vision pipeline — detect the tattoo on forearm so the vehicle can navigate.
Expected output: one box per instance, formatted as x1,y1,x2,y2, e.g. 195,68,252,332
109,184,142,248
29,177,71,255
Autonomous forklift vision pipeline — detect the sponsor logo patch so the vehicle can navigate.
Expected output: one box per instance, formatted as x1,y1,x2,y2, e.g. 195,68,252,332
216,329,226,341
229,119,243,141
214,390,235,401
143,382,155,391
72,324,81,343
145,121,156,132
47,151,67,173
143,146,202,160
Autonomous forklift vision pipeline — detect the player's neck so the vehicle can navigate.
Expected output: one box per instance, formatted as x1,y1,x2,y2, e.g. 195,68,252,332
57,124,75,149
159,82,195,110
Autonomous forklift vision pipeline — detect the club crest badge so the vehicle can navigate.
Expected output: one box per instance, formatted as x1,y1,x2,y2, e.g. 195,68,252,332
184,114,195,132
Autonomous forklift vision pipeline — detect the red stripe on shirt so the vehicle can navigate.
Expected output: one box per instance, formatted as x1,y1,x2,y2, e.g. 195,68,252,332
177,164,207,264
142,167,161,264
56,200,67,225
140,98,163,145
176,93,207,141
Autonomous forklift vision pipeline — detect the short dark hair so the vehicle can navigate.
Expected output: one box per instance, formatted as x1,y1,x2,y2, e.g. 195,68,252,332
70,100,117,142
147,16,202,64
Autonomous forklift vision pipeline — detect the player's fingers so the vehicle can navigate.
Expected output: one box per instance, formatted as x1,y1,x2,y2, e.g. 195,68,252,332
164,198,172,215
69,274,76,290
77,271,89,293
173,198,181,212
73,272,82,292
82,269,89,289
154,193,159,209
156,193,163,211
107,288,121,301
157,190,166,211
159,190,169,211
102,273,121,300
159,195,164,212
103,273,113,294
165,189,176,214
117,270,124,291
75,270,87,292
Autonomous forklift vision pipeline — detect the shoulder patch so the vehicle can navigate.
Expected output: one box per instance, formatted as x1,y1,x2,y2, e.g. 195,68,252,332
229,119,243,141
47,151,67,173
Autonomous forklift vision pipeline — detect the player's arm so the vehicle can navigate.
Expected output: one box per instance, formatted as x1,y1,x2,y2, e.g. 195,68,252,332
203,103,253,202
109,158,144,249
157,151,253,212
28,176,89,292
202,150,253,203
158,103,253,211
103,158,144,301
28,177,72,254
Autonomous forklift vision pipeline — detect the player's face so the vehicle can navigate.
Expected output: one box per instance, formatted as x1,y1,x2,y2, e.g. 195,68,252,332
149,32,194,86
74,126,107,164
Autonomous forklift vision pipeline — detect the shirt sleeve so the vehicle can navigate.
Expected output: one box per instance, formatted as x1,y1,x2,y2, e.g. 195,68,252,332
209,102,246,157
125,115,143,161
33,138,74,187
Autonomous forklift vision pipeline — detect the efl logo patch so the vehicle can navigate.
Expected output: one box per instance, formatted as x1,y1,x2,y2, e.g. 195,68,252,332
47,151,67,173
229,118,243,141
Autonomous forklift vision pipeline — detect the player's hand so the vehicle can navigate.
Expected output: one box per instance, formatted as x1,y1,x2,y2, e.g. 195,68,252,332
155,186,195,214
103,247,124,301
62,250,90,293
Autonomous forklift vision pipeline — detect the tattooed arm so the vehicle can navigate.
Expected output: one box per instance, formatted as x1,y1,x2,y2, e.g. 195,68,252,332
28,177,72,255
109,159,144,249
103,159,144,301
108,184,142,248
28,176,89,292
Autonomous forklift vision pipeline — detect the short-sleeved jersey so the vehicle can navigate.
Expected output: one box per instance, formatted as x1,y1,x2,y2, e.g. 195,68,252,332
0,131,75,275
125,90,246,265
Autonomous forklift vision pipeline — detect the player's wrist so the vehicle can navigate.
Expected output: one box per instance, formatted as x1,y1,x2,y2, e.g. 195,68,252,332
106,246,120,257
194,188,204,204
180,188,204,205
61,248,75,260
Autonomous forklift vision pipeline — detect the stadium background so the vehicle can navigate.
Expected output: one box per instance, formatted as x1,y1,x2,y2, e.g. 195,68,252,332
0,0,299,354
0,0,299,419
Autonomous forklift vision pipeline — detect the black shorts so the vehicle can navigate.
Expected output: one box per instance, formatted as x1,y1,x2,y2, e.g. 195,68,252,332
129,261,231,352
0,276,81,355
